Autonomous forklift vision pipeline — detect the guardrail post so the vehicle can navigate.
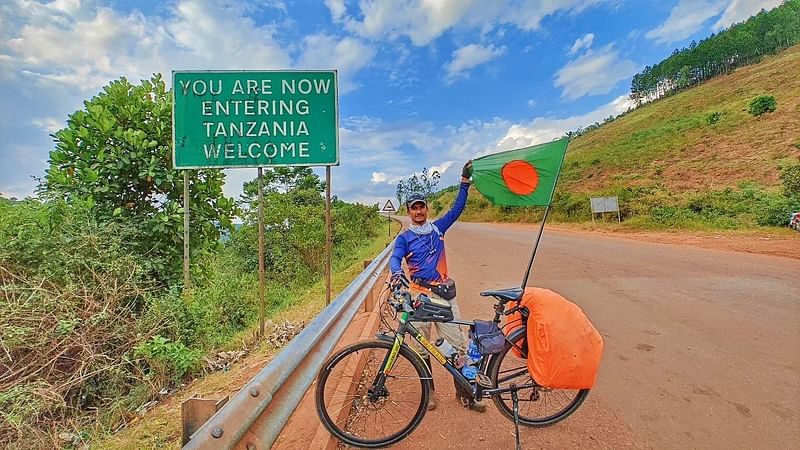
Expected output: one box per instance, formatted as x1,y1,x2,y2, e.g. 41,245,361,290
182,395,229,446
363,260,373,312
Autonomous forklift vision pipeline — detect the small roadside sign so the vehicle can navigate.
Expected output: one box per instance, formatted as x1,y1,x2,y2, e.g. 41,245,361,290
380,199,397,213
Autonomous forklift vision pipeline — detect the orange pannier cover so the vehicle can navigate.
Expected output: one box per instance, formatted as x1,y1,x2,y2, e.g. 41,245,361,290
502,288,604,389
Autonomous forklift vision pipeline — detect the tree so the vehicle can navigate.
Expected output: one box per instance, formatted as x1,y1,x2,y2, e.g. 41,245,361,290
395,168,441,205
44,74,236,285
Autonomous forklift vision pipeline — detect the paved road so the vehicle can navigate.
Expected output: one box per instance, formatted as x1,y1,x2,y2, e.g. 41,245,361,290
393,221,800,449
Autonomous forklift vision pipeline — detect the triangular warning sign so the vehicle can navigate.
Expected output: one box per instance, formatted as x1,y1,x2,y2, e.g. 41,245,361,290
381,199,397,212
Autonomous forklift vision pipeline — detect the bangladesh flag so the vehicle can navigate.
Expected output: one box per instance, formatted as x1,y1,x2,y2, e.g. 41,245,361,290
472,138,569,207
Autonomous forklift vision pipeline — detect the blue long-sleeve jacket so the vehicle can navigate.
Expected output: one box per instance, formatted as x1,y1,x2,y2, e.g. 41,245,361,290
390,182,469,283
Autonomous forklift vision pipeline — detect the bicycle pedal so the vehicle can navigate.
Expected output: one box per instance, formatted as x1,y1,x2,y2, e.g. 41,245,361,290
476,373,493,388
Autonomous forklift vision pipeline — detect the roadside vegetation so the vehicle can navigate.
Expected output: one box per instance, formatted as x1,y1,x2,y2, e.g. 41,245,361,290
0,77,384,449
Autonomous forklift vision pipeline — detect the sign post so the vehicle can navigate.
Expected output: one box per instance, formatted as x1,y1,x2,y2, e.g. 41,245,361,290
183,170,190,289
325,167,332,305
173,70,339,329
257,168,266,336
380,199,397,238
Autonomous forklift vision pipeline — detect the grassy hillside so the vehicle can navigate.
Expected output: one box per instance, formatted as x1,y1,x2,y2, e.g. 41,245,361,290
433,45,800,230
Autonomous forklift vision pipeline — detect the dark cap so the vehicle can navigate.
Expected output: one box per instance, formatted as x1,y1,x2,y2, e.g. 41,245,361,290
405,192,427,208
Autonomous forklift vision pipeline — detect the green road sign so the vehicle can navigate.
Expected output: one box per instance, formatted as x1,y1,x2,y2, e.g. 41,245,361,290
172,70,338,168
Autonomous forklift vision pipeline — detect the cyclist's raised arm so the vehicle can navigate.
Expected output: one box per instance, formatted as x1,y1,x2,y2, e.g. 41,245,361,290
434,180,469,233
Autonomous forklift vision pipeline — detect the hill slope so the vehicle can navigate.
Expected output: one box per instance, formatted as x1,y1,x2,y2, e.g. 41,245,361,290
434,45,800,229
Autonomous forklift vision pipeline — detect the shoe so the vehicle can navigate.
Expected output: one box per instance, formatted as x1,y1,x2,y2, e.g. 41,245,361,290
427,392,437,411
470,398,487,412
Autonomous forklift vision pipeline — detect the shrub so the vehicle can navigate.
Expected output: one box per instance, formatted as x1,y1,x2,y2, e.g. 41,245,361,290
134,335,203,384
781,163,800,197
748,95,777,116
705,111,722,125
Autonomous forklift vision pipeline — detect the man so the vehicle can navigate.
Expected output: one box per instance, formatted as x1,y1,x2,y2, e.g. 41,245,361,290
389,160,485,412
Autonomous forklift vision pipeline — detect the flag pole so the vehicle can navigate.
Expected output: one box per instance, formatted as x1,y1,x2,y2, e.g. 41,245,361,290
520,205,551,288
518,137,569,289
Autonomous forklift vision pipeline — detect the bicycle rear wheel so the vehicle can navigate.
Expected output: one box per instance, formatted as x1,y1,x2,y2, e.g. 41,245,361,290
487,332,589,426
315,339,431,448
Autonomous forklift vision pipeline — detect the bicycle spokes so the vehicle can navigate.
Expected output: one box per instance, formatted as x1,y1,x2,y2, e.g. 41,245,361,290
320,345,425,442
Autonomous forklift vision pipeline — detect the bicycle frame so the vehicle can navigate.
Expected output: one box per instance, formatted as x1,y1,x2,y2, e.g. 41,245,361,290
377,309,536,402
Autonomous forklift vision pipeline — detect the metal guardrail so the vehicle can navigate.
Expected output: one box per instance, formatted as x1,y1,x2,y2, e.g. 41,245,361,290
182,239,395,450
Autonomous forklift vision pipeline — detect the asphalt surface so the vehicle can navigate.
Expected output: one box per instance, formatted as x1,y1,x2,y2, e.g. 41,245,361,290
390,220,800,449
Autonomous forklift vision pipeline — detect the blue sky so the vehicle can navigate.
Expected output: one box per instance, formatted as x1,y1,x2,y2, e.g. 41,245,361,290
0,0,783,205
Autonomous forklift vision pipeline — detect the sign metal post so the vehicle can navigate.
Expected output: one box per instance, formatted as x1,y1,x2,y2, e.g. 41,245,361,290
325,167,332,305
183,170,190,289
257,168,266,336
380,199,397,238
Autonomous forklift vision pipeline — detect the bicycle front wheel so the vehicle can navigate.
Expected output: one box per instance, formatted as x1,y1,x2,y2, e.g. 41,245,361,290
315,339,431,448
487,331,589,427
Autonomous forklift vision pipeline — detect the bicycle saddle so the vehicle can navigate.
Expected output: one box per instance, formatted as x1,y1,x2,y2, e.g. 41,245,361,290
480,287,524,302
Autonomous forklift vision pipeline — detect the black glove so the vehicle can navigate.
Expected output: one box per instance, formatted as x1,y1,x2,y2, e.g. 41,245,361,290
461,160,473,179
390,272,409,289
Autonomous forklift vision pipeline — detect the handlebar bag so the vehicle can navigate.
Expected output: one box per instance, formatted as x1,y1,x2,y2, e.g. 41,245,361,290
411,294,454,322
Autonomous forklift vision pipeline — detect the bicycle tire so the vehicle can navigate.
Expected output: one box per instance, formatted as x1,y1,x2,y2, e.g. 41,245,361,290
486,331,589,427
315,339,431,448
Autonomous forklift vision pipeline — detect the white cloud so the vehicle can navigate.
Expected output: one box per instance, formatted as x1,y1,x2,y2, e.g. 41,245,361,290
645,0,782,45
1,0,375,94
568,33,594,54
497,94,634,150
32,117,64,133
222,168,259,200
554,45,637,100
429,161,455,176
712,0,783,31
324,0,347,21
330,0,610,46
444,43,507,84
371,171,389,183
646,0,726,45
297,34,376,93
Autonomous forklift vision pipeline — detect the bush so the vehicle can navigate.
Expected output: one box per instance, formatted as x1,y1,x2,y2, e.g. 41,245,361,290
781,163,800,197
748,95,777,116
134,336,203,384
705,111,722,125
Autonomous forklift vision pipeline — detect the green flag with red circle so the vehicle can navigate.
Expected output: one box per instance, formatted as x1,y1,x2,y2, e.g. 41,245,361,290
472,138,569,207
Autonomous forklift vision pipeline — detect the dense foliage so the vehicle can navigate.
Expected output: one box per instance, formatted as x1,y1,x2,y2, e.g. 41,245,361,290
1,77,384,448
630,0,800,104
43,75,236,285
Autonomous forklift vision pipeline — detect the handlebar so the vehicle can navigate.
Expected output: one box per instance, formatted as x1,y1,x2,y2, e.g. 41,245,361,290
387,281,524,320
388,284,416,314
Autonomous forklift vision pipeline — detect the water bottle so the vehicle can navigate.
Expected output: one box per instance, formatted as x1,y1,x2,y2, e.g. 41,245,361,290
434,337,456,359
461,364,477,380
461,339,481,380
467,339,481,364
